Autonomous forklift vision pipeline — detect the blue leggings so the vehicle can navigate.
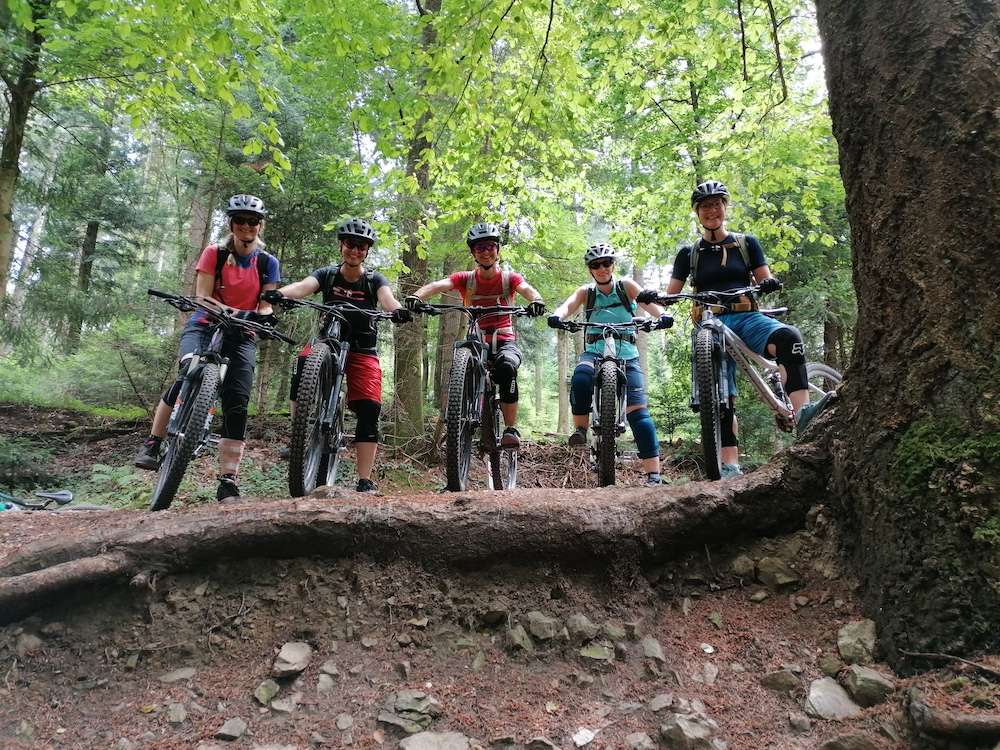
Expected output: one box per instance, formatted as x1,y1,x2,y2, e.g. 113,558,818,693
570,354,659,459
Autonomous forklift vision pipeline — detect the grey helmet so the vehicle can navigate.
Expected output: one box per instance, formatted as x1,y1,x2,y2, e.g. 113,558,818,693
691,180,729,207
337,218,377,246
584,242,619,266
226,194,267,218
466,222,501,247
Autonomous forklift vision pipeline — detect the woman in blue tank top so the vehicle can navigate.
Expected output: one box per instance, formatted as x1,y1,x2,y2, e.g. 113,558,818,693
548,243,673,486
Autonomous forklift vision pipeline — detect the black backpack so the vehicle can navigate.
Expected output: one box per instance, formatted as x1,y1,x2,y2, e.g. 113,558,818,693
584,279,633,320
323,264,377,305
688,232,751,290
213,241,276,302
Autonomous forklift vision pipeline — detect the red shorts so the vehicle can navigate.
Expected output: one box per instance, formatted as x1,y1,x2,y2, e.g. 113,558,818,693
345,352,382,403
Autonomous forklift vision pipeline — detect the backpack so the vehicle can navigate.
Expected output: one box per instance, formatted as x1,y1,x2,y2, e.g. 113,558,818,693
213,240,276,302
324,264,377,304
689,232,751,290
462,269,514,306
584,279,632,321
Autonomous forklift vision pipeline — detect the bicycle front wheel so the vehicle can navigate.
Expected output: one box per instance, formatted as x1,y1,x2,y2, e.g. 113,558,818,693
484,392,517,490
316,381,347,489
289,343,334,497
596,360,619,487
445,348,476,491
695,327,723,481
150,363,219,511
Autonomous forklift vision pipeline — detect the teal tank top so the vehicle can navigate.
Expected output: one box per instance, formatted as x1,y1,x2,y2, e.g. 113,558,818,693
585,280,639,360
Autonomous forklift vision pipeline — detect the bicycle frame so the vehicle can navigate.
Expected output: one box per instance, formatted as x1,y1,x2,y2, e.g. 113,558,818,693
590,329,628,439
691,308,794,422
451,317,490,433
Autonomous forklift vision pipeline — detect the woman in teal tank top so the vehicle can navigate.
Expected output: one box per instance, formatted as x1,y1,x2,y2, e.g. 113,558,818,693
548,244,673,486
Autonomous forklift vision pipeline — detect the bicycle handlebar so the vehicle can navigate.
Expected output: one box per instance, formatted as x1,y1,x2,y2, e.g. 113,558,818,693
410,302,530,318
552,317,670,334
147,289,298,344
653,286,761,306
272,296,397,322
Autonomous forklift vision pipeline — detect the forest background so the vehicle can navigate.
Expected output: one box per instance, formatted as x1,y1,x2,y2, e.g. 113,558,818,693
0,0,854,489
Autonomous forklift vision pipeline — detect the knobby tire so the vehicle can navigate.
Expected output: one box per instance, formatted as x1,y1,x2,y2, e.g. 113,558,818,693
597,360,619,487
695,327,723,481
484,388,517,490
149,363,219,511
805,362,842,400
445,348,475,492
288,344,334,497
316,380,346,490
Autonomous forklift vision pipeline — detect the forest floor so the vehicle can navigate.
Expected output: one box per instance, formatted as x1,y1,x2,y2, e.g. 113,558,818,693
1,404,998,750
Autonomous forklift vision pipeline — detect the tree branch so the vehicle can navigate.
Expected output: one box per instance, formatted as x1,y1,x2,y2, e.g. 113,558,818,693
736,0,748,82
763,0,788,106
39,69,167,90
531,0,556,96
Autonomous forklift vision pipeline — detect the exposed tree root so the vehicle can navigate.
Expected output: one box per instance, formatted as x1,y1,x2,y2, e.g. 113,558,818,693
907,688,1000,744
0,443,828,624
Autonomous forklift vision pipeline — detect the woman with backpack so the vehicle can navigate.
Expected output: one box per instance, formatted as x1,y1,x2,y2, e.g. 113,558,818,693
637,179,823,479
134,194,280,501
548,243,672,487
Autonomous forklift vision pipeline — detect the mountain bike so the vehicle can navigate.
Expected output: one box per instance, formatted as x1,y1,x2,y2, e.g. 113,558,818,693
654,287,842,480
146,289,296,510
0,488,105,512
412,302,529,492
551,317,672,486
268,297,396,497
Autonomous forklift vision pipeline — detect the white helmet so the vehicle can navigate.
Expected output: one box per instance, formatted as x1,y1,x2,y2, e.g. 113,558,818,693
584,243,619,265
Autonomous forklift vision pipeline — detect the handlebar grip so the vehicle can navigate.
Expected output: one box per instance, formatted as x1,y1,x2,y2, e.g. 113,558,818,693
147,289,176,300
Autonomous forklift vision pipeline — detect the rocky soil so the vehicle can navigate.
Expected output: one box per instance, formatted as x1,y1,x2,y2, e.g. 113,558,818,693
1,405,998,750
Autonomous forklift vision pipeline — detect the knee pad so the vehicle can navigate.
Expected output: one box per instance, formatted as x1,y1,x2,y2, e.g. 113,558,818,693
221,404,248,440
570,365,595,416
493,356,519,404
163,378,183,408
351,399,381,443
768,326,808,392
720,404,738,447
626,407,659,459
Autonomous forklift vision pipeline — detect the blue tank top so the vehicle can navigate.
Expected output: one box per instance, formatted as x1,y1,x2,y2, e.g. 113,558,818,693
585,280,638,360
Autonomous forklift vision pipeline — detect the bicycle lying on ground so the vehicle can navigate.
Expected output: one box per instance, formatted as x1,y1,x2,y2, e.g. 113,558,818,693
549,316,673,486
411,302,530,492
146,289,296,511
0,488,106,512
267,297,397,497
652,287,842,480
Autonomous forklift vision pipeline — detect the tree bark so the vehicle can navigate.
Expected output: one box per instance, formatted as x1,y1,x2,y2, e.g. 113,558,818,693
433,254,463,411
392,0,441,441
0,0,49,303
814,0,1000,661
0,444,827,624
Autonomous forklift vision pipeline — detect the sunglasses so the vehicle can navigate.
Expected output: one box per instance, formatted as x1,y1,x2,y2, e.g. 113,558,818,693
588,259,614,270
342,238,371,251
472,242,498,253
231,216,261,227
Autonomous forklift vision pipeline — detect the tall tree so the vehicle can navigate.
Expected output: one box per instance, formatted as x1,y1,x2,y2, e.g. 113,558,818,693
815,0,999,659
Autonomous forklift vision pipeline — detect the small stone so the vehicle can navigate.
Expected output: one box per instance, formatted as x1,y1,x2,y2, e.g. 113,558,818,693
566,614,600,642
624,732,656,750
526,611,561,640
399,732,471,750
795,595,810,608
603,621,627,640
254,679,280,705
480,600,509,627
816,734,881,750
361,635,378,649
397,633,413,646
819,653,844,677
407,617,429,629
159,667,197,683
14,633,43,657
125,654,139,670
271,696,297,713
579,643,614,663
837,620,877,665
525,738,559,750
641,635,666,663
317,674,335,693
804,677,862,720
471,652,486,672
336,713,354,730
215,717,248,741
507,624,534,652
702,663,718,684
321,660,340,676
273,641,313,677
757,557,800,590
572,727,595,746
750,590,769,603
397,660,413,678
761,669,800,692
166,703,187,724
841,665,896,707
730,554,755,577
647,692,674,712
788,711,811,734
624,620,643,640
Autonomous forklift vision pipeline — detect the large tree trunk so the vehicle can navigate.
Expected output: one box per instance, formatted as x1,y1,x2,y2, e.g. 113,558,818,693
433,254,463,410
392,0,441,442
0,1,48,304
815,0,1000,662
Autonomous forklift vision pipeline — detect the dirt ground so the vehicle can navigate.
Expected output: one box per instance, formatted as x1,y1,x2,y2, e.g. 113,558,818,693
1,405,998,750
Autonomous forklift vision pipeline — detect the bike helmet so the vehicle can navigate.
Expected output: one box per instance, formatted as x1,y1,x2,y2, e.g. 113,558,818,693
583,242,619,265
337,218,378,246
691,180,730,207
226,194,267,218
466,222,501,247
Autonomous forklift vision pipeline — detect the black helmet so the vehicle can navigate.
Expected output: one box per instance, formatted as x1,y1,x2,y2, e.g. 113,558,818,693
337,218,377,246
226,194,267,218
691,180,730,207
584,243,619,265
466,222,501,247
